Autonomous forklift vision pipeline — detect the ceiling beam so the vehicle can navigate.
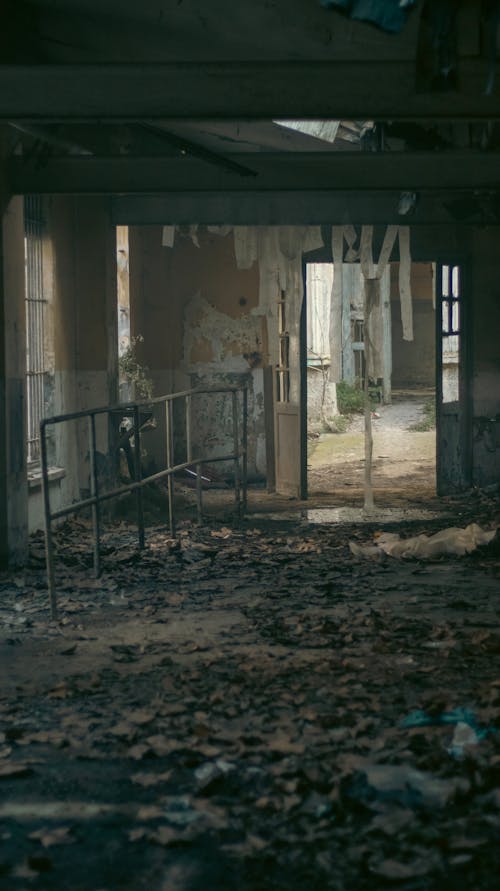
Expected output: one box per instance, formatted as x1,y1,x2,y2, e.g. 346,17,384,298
1,62,500,121
9,152,500,194
110,192,494,226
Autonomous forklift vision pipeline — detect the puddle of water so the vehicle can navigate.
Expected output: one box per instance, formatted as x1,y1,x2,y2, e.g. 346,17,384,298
246,507,444,525
306,507,443,524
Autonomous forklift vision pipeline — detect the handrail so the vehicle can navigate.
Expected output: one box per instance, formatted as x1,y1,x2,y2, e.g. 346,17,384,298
41,385,248,619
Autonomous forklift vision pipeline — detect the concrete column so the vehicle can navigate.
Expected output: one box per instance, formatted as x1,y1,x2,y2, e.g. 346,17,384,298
49,196,118,499
0,194,28,566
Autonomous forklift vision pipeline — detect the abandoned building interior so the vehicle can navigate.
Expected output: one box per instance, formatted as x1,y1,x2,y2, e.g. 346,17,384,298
1,2,500,890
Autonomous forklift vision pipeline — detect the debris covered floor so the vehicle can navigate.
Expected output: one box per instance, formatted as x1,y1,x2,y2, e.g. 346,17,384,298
1,493,500,891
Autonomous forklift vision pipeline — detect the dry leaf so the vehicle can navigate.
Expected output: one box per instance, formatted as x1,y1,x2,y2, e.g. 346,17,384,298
370,858,435,880
136,806,164,821
129,827,149,841
268,736,305,756
126,709,155,726
127,743,150,761
131,771,172,787
108,721,136,739
29,826,75,848
0,763,33,779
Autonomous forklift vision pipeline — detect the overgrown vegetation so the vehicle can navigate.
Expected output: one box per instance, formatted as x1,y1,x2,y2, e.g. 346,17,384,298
336,379,378,415
409,399,436,432
118,335,154,401
325,414,349,434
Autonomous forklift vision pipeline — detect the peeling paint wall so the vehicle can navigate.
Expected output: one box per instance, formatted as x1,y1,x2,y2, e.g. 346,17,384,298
470,229,500,487
0,195,28,564
390,263,435,389
128,225,323,481
28,197,118,531
129,226,266,478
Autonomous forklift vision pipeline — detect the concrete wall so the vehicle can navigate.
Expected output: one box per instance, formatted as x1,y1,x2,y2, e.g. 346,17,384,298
0,195,28,564
390,262,435,389
28,196,118,531
128,226,267,479
469,228,500,487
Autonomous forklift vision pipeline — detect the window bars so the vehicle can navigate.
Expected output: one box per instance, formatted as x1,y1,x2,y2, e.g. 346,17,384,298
24,195,47,466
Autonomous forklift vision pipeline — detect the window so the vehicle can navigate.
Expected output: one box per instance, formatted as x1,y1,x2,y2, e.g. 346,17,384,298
24,195,48,467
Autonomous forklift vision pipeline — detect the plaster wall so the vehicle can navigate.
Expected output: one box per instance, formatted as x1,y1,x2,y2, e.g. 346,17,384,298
390,262,435,389
469,228,500,487
27,197,118,531
128,226,266,479
0,196,28,563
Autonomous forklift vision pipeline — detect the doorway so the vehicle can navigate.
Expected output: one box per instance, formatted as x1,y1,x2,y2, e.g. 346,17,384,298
305,260,439,504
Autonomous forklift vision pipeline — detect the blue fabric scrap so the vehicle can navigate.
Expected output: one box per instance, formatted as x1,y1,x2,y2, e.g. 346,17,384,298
320,0,417,34
400,708,493,741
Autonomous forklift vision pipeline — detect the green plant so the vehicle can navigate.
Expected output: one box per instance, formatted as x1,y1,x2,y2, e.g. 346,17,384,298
336,380,380,416
409,399,436,432
325,414,349,434
118,335,154,401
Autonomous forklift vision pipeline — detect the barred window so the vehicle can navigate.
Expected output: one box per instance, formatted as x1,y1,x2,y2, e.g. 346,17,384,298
24,196,48,467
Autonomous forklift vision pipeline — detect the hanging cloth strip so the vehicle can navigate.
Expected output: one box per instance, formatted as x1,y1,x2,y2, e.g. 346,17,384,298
398,225,414,341
360,225,399,379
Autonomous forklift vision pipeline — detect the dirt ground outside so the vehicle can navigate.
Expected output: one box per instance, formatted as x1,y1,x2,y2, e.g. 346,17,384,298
308,391,436,504
0,478,499,891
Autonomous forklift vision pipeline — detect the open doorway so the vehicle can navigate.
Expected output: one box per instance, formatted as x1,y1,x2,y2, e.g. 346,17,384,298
306,260,438,504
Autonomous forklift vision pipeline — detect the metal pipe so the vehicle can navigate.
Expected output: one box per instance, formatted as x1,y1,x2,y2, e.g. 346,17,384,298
196,462,203,524
42,385,241,427
133,405,145,549
48,450,241,521
41,386,246,609
88,413,101,578
232,390,241,518
166,400,175,536
242,387,248,511
185,394,192,464
41,421,57,619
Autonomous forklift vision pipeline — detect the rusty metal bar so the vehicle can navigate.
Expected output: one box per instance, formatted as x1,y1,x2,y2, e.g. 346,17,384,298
41,385,248,615
40,419,57,620
232,390,241,518
185,394,192,464
88,414,101,577
133,405,145,549
196,461,203,524
166,399,175,536
242,387,248,511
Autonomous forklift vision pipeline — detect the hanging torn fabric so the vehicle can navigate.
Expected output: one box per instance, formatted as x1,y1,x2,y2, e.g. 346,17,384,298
343,225,360,262
329,227,344,383
398,226,414,341
161,225,175,248
189,224,200,248
207,225,233,237
234,226,259,270
360,225,398,379
320,0,416,34
303,226,324,254
279,226,304,260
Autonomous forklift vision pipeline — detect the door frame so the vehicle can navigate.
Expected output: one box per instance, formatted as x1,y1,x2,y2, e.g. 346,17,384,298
300,261,308,499
434,255,473,494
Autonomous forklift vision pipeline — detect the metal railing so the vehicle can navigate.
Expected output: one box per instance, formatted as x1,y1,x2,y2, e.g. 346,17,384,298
41,386,248,619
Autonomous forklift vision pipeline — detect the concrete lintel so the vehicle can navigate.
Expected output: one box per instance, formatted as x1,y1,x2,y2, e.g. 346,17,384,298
1,62,500,121
9,151,500,195
110,192,494,227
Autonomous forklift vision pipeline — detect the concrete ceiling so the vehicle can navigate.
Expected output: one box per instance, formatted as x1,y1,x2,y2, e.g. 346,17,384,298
2,0,500,224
